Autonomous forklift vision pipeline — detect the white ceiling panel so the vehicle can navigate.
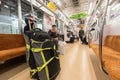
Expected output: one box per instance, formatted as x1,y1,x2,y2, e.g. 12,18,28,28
52,0,96,18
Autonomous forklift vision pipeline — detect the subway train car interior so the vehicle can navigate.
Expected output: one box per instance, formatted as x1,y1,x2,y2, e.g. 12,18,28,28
0,0,120,80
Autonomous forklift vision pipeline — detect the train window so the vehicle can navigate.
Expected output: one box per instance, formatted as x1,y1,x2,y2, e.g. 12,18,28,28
0,0,19,34
21,1,31,33
34,9,44,30
21,1,44,31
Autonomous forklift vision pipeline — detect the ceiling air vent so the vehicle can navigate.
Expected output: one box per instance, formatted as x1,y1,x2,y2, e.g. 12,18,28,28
72,0,79,7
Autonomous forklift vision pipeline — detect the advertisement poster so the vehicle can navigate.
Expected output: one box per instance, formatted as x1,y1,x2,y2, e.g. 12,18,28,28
43,13,55,32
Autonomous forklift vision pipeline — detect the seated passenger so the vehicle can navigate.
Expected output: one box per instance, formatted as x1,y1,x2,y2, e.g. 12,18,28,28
48,25,59,49
48,25,59,41
66,31,75,43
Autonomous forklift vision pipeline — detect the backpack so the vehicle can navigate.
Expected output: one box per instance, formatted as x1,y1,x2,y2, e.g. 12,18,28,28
24,28,60,80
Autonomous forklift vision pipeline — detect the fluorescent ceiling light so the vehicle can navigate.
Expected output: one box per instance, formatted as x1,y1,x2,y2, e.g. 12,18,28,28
111,3,120,10
27,0,42,7
0,0,1,5
40,6,54,16
36,2,42,7
88,2,93,15
86,16,90,21
56,0,62,6
96,10,100,14
4,5,9,8
52,0,62,6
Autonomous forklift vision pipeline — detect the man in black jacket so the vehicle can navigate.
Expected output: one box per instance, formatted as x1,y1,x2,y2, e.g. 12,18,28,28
79,28,84,44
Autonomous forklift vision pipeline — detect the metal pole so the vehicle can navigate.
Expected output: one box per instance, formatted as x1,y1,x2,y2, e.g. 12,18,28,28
30,0,34,15
99,0,109,74
30,0,37,29
18,0,22,34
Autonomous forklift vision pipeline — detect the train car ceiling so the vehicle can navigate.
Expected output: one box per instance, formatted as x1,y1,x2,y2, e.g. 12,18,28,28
52,0,95,19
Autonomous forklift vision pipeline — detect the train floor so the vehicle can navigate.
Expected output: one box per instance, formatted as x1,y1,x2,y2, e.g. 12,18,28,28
0,41,111,80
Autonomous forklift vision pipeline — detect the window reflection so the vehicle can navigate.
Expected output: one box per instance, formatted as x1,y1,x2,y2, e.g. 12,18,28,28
0,0,19,34
21,1,44,32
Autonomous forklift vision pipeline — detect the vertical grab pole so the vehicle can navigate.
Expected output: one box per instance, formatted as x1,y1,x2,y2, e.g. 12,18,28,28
99,0,109,74
30,0,36,29
88,26,91,48
27,0,34,31
18,0,22,33
30,0,34,16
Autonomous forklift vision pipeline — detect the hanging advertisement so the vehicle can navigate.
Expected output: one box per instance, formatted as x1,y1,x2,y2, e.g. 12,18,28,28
43,13,55,32
55,9,65,20
56,19,64,34
47,1,57,11
56,19,64,40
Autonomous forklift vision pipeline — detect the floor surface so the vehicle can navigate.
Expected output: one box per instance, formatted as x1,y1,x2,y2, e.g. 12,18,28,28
0,42,111,80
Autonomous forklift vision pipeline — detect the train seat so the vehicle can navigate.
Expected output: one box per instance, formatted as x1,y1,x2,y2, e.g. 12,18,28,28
90,35,120,80
0,34,26,62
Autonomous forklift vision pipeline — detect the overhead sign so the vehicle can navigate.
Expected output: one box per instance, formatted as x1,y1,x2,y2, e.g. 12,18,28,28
55,9,65,20
70,12,88,19
47,1,57,11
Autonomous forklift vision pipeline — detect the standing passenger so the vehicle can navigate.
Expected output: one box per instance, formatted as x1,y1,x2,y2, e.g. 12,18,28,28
79,28,84,44
82,33,88,45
